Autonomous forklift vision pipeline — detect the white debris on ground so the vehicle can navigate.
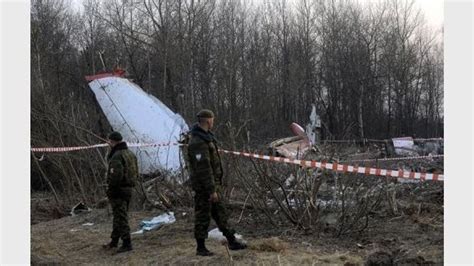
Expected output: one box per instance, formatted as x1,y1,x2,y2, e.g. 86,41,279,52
132,212,176,234
208,228,245,243
88,77,189,174
70,202,91,216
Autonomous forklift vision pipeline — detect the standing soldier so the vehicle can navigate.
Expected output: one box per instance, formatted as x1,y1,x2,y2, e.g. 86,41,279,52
102,131,138,253
187,109,247,256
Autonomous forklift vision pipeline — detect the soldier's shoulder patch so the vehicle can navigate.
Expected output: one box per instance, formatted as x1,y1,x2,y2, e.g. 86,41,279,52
110,168,114,174
195,154,202,161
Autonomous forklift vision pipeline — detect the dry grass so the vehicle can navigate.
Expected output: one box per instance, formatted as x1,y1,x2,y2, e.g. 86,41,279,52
31,184,444,266
31,209,366,265
249,237,289,253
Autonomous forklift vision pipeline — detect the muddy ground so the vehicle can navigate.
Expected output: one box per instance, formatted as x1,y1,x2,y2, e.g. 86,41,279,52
31,184,443,266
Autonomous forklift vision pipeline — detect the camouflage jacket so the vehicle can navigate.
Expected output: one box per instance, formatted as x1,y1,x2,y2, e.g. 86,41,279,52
106,142,138,198
186,124,223,194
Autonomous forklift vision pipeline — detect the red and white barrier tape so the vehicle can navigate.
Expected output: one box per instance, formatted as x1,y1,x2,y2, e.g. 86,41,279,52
340,154,444,163
219,149,444,182
30,144,108,152
30,142,182,152
413,138,443,141
31,143,444,181
127,142,182,148
323,138,443,143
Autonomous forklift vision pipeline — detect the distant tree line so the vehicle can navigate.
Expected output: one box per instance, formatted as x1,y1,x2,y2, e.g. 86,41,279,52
31,0,443,200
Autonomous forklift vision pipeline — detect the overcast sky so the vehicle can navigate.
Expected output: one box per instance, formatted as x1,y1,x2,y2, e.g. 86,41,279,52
71,0,444,28
327,0,443,28
416,0,444,28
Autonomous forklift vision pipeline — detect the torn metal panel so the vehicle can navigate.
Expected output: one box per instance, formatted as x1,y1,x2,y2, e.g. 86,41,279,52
274,139,310,159
87,75,188,174
392,137,417,156
305,104,321,145
269,122,312,159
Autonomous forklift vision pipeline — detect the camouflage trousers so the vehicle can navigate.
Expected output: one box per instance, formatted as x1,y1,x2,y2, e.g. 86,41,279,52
194,191,235,239
109,197,131,240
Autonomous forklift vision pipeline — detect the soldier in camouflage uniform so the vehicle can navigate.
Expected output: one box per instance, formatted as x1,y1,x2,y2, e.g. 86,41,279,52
187,109,247,256
102,131,138,253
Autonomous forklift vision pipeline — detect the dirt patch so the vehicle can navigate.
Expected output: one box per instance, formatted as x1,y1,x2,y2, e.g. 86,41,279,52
31,201,443,265
31,208,366,265
249,237,289,253
31,173,443,265
31,192,69,225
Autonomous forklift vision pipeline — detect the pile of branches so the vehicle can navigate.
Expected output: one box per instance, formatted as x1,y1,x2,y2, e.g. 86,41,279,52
221,144,443,237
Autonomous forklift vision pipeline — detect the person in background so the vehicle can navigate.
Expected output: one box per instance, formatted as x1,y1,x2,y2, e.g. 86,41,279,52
102,131,138,253
186,109,247,256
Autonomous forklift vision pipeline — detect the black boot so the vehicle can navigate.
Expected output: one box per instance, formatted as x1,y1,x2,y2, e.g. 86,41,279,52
226,234,247,250
196,238,214,256
102,237,119,249
117,237,133,253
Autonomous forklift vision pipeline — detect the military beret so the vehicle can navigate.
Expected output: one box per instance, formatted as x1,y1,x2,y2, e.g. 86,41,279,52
107,131,123,141
197,109,215,118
